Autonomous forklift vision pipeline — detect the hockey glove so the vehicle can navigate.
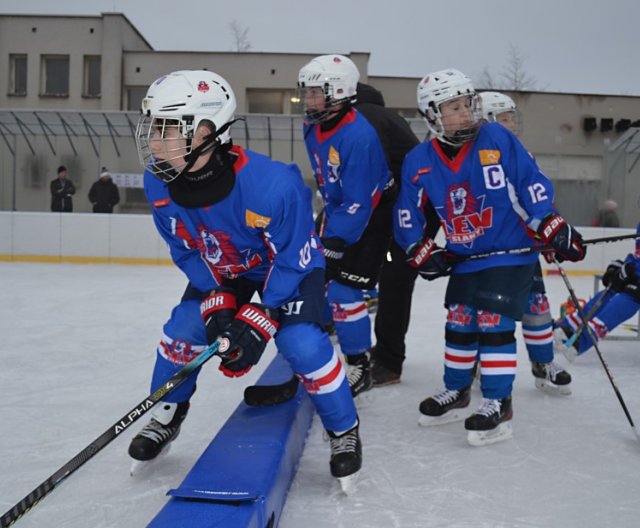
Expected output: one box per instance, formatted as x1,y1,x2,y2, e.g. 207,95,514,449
537,213,586,263
407,237,452,280
603,259,637,292
199,287,238,345
218,302,280,378
321,237,346,281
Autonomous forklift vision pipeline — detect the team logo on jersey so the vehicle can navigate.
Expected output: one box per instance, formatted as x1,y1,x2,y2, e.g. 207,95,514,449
441,183,493,245
245,209,271,229
327,146,340,183
196,226,262,280
479,149,501,165
528,293,550,315
447,304,472,326
163,339,197,366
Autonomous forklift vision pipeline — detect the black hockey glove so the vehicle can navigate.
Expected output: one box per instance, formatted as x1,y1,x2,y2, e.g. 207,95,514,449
407,237,452,280
603,259,637,292
537,213,586,263
321,237,346,281
218,302,280,378
199,287,238,345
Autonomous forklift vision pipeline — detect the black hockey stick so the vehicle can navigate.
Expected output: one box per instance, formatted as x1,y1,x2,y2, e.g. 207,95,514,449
0,339,223,528
552,258,640,442
452,232,640,262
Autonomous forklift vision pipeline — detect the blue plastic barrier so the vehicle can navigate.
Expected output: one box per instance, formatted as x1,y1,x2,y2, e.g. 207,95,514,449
147,354,313,528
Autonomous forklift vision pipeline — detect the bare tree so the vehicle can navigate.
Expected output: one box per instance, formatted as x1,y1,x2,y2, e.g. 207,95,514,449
477,43,537,91
230,20,251,52
476,66,499,90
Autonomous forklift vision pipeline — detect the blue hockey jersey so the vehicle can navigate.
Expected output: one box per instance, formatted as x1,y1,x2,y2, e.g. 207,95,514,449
303,109,391,245
394,122,557,273
144,145,324,308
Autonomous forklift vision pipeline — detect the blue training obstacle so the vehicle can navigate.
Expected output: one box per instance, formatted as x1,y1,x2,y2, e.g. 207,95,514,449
147,354,313,528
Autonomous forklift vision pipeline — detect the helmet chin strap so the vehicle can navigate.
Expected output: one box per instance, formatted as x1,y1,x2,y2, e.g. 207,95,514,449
181,118,240,174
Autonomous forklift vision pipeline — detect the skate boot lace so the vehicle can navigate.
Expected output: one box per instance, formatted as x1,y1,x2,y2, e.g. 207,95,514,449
432,389,460,405
346,363,364,386
138,419,177,444
543,361,564,381
330,431,358,456
475,398,501,417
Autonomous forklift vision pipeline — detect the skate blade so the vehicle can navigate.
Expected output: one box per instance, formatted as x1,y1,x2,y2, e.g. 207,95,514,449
337,470,360,495
418,408,468,427
129,444,172,476
466,421,513,447
534,378,572,396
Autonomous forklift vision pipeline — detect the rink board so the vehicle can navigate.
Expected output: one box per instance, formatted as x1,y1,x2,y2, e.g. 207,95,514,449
147,354,314,528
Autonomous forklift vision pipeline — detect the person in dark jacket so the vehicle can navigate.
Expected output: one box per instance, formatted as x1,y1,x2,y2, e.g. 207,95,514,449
50,165,76,212
88,168,120,213
355,82,441,386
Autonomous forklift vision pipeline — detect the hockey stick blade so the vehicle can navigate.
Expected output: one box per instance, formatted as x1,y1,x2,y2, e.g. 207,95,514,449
0,340,222,528
454,232,640,262
244,374,300,407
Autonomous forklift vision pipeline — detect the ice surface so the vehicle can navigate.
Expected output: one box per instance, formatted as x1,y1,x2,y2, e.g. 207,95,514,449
1,262,639,528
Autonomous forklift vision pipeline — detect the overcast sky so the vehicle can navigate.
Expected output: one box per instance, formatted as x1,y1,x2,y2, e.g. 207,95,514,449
2,0,639,96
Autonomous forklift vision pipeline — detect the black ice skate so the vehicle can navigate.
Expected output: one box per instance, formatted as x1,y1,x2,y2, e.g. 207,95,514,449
327,423,362,494
371,361,401,387
531,361,572,396
345,352,372,397
128,401,189,474
418,386,471,426
465,396,513,447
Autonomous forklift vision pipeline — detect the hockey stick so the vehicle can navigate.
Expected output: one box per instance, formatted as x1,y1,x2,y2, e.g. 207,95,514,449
562,284,613,348
552,258,640,443
0,339,223,528
452,232,640,262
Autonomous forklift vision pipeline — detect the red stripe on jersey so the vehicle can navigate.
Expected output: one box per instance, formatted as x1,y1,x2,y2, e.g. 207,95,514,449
432,139,473,173
153,198,170,208
315,358,343,388
522,331,553,341
444,352,476,364
481,360,517,368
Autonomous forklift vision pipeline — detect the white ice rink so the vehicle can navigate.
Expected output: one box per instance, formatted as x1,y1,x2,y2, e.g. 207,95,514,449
1,262,639,528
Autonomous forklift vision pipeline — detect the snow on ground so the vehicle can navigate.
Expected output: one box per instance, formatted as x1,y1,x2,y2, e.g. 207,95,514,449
1,262,639,528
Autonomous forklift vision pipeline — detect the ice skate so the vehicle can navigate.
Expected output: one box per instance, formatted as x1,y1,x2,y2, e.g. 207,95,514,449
531,361,572,395
553,324,579,362
371,360,401,387
345,352,372,397
465,397,513,447
418,386,471,426
128,401,189,474
327,423,362,495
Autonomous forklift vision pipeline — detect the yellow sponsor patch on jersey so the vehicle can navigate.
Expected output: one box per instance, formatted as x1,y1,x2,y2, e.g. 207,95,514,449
479,149,501,165
328,146,341,166
245,209,271,229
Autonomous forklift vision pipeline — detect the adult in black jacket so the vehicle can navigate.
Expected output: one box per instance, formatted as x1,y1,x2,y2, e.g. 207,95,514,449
50,165,76,212
355,82,440,385
88,169,120,213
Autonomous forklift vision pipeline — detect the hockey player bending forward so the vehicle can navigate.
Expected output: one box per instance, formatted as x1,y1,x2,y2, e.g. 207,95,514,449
479,91,572,395
297,55,396,397
130,70,361,490
555,235,640,360
394,69,586,446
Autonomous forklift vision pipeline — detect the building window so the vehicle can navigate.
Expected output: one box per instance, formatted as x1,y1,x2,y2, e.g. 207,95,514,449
9,54,27,96
247,89,298,114
83,55,101,97
41,55,69,96
126,86,149,111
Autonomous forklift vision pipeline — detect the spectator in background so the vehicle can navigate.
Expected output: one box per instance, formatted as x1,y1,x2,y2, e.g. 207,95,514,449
89,167,120,213
50,165,75,212
593,199,620,227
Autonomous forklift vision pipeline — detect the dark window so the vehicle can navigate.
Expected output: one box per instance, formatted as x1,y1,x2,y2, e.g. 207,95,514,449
83,55,101,97
9,54,27,95
42,55,69,96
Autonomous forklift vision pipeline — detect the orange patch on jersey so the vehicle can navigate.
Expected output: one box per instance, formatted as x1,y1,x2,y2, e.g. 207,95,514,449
153,198,170,208
479,149,501,165
328,146,340,166
245,209,271,229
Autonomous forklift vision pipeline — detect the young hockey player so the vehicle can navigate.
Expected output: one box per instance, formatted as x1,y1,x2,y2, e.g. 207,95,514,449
298,55,396,396
479,91,572,395
130,70,361,491
394,69,586,446
554,230,640,359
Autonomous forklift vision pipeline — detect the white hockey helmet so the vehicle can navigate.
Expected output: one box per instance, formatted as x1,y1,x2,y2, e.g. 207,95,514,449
478,91,522,134
135,70,237,182
297,54,359,123
416,68,481,146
